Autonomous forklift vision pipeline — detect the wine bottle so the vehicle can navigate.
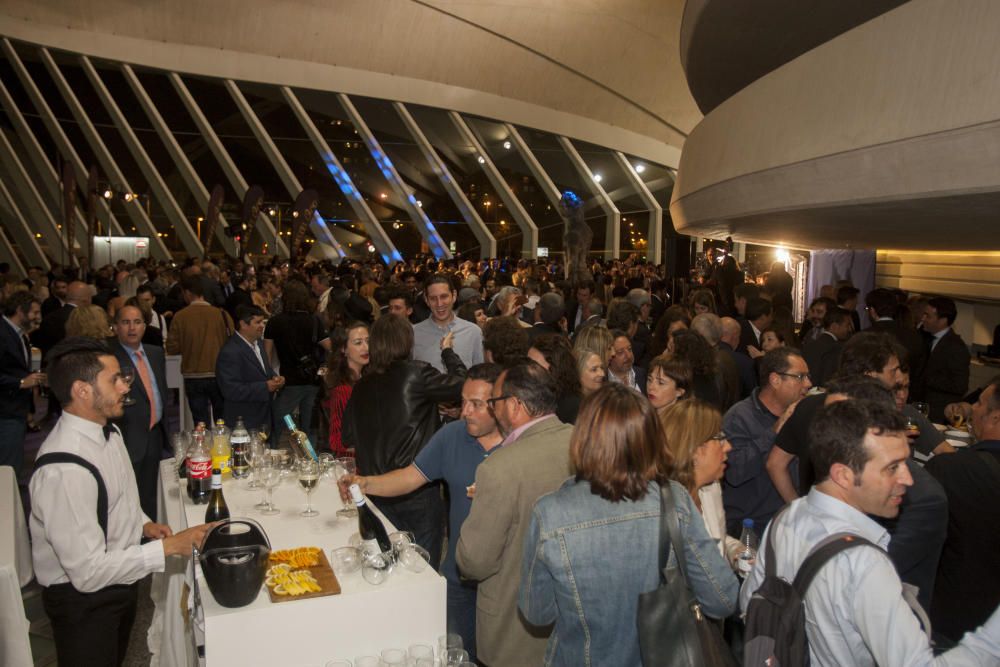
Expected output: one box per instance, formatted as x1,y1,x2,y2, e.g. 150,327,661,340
283,414,318,461
349,483,392,557
205,469,230,522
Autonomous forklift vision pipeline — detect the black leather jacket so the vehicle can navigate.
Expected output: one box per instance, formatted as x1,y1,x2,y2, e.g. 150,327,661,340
341,349,466,477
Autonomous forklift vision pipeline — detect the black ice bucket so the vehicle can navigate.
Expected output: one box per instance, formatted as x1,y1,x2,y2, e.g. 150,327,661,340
199,519,270,608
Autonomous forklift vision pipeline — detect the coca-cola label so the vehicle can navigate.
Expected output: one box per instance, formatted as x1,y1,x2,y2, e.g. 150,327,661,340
188,457,211,479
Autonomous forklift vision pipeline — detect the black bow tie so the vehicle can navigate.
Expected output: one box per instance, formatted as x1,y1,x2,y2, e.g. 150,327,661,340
102,424,116,441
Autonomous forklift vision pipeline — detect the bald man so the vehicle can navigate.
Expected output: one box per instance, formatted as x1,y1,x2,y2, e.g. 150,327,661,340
720,316,757,398
31,281,93,357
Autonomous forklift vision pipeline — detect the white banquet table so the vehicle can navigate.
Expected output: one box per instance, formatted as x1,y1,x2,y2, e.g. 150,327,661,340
151,460,446,666
0,466,33,667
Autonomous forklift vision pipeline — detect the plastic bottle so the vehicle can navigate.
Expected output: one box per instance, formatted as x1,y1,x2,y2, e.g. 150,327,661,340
186,424,211,504
737,518,759,577
211,419,232,477
230,418,250,479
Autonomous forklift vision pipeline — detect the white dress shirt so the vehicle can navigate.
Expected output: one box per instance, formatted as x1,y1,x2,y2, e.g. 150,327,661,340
29,412,164,592
930,326,951,352
697,482,743,562
739,488,1000,666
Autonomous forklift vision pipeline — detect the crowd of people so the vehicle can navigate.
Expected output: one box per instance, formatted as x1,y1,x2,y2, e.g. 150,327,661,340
2,250,999,666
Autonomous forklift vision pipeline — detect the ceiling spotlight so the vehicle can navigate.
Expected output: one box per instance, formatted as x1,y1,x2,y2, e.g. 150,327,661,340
477,155,486,165
503,141,512,150
268,208,276,217
102,188,113,200
367,245,376,253
775,248,790,263
379,193,388,200
393,222,401,230
123,192,134,202
593,173,603,183
500,220,507,226
416,200,423,208
634,164,646,174
292,211,299,218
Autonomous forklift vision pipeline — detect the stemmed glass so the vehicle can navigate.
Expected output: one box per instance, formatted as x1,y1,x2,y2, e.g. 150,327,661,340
298,459,319,517
259,458,281,515
335,457,358,518
246,436,266,490
120,365,136,406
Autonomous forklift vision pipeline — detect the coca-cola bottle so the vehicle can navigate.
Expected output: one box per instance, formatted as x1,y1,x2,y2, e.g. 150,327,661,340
186,424,212,504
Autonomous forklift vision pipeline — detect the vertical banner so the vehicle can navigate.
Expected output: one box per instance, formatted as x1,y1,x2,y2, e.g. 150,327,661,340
204,184,224,256
291,189,318,262
62,161,76,267
240,185,265,260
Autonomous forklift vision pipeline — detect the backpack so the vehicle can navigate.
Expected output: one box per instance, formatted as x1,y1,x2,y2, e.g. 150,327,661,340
742,510,876,667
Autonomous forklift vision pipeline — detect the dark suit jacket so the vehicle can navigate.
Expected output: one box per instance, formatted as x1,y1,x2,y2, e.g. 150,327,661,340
918,329,971,422
720,341,757,398
802,332,842,388
868,319,927,381
225,287,254,321
111,342,169,464
215,334,276,430
40,296,64,317
737,317,760,357
0,319,33,419
31,303,74,356
649,294,667,331
525,322,564,343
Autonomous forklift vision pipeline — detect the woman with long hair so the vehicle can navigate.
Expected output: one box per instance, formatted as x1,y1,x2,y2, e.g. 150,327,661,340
324,321,369,456
341,314,465,565
648,304,691,359
669,329,726,411
659,399,741,564
519,384,738,665
689,288,718,316
528,333,583,424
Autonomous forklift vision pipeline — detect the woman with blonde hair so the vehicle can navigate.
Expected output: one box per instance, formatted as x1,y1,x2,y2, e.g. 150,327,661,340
573,325,613,397
66,304,112,340
659,399,742,565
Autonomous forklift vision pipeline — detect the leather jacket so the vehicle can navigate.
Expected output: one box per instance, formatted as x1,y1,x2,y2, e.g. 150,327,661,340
342,348,466,477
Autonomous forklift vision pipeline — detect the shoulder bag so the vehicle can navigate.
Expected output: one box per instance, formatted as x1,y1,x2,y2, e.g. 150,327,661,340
637,481,738,667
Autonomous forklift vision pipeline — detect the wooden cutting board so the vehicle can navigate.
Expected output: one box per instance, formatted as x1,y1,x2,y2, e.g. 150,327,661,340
266,550,341,603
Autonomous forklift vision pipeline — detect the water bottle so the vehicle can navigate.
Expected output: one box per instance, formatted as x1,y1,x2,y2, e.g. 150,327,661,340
737,518,758,577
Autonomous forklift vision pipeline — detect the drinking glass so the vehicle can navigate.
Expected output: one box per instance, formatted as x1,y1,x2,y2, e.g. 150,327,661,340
246,437,266,489
398,544,431,573
336,457,358,518
437,634,462,657
913,402,930,418
298,459,320,517
415,660,441,667
443,648,469,666
170,433,188,474
354,657,379,667
324,661,352,667
380,648,406,665
408,644,433,662
331,546,362,576
120,365,136,406
361,550,394,585
388,531,414,559
259,460,281,515
318,453,337,480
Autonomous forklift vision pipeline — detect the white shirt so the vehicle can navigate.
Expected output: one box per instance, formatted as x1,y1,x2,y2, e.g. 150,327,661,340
697,482,742,561
739,488,1000,666
607,366,639,392
750,321,762,346
238,332,267,373
930,326,951,352
29,412,164,592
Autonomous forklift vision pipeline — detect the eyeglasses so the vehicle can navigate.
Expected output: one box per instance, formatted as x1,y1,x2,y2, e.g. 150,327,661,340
777,372,811,382
708,432,728,442
485,395,512,409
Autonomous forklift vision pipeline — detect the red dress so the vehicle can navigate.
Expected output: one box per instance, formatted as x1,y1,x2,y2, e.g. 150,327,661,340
325,383,354,456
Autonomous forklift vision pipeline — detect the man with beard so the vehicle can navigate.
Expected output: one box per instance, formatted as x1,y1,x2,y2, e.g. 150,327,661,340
1,291,45,475
29,337,211,667
339,364,503,663
412,275,484,372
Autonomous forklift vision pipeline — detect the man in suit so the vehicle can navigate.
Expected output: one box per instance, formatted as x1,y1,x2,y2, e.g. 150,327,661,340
648,278,668,331
917,297,971,422
224,271,254,321
692,313,740,410
925,377,1000,641
111,305,168,519
215,305,284,431
738,296,773,356
565,280,596,335
864,288,928,382
31,280,92,357
41,277,68,316
798,296,837,343
802,306,854,388
526,292,565,342
456,361,573,667
720,316,757,398
1,291,45,477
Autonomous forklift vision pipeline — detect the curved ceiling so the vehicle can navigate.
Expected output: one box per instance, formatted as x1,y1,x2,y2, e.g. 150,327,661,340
680,0,909,114
0,0,698,166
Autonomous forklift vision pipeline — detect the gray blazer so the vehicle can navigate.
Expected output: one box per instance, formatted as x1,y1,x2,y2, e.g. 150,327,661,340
456,415,574,667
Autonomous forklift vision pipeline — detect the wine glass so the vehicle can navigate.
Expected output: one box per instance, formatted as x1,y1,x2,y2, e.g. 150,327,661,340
120,365,136,406
913,402,930,419
336,457,358,518
298,459,319,517
259,459,281,515
246,437,266,489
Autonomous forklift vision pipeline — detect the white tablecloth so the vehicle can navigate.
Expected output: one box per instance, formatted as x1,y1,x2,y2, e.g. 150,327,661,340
151,460,446,666
0,466,33,667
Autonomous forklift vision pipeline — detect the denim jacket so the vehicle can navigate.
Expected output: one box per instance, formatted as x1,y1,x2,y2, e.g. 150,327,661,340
519,478,739,667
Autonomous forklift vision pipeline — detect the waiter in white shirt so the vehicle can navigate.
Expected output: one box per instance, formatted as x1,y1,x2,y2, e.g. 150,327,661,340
29,337,211,667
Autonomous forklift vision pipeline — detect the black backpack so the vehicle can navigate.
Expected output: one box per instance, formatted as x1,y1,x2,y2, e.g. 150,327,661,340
743,512,876,667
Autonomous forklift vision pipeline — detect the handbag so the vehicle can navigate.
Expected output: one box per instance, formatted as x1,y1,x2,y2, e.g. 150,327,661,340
637,481,738,667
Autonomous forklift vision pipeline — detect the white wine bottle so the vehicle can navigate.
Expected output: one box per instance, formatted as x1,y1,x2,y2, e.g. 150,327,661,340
349,483,392,557
205,469,230,522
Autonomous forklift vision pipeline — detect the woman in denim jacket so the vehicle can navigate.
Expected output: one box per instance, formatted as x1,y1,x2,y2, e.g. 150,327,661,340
519,383,739,667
